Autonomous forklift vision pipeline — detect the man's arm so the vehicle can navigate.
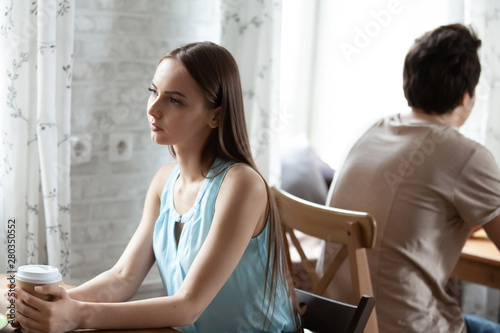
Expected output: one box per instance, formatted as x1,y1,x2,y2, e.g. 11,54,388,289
483,214,500,251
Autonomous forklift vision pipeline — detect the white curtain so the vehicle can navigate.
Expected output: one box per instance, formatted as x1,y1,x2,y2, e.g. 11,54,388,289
0,0,74,278
219,0,282,184
459,0,500,321
461,0,500,162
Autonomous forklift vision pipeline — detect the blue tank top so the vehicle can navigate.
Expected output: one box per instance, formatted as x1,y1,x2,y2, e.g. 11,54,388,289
152,159,296,333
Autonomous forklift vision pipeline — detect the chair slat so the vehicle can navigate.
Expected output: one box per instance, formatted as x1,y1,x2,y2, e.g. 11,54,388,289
272,187,376,248
314,245,347,296
272,187,379,333
296,288,375,333
288,230,321,287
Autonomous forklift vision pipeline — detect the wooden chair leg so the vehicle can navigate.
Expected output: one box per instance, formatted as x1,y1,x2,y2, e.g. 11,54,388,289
346,221,379,333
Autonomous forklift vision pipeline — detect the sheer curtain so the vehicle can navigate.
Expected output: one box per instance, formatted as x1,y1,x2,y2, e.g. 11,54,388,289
0,0,74,277
460,0,500,321
461,0,500,162
219,0,282,184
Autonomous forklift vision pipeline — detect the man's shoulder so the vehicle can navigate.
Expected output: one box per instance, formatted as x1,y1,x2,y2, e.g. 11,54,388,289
430,126,490,158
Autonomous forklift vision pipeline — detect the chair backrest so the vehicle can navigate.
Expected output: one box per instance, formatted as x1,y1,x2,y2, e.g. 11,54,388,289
271,186,378,333
296,288,375,333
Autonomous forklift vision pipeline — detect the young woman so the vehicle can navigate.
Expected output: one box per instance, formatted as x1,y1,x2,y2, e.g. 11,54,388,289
10,42,299,333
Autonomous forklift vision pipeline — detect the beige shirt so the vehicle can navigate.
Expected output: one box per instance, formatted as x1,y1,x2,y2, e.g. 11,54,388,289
319,114,500,333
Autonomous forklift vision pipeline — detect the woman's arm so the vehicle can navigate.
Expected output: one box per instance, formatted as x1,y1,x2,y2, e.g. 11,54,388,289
77,164,268,329
15,164,267,331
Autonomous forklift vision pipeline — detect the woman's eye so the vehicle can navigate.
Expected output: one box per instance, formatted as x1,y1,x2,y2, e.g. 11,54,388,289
170,98,180,105
148,87,157,96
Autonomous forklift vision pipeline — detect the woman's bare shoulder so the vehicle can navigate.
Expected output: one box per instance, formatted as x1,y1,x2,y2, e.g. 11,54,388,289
216,163,268,236
223,163,267,197
150,162,177,196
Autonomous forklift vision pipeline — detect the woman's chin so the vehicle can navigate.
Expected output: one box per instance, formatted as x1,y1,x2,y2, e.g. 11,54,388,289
150,134,169,146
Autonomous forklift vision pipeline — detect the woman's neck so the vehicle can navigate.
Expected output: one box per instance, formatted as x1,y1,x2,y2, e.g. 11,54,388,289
174,147,214,183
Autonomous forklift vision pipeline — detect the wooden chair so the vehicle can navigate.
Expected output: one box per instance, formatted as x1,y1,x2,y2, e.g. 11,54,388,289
296,288,375,333
271,186,378,333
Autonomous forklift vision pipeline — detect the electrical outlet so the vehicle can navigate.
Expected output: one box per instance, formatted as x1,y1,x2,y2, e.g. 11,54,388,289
70,136,92,165
109,133,133,162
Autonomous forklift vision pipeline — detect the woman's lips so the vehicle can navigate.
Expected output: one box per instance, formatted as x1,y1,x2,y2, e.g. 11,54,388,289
150,123,164,131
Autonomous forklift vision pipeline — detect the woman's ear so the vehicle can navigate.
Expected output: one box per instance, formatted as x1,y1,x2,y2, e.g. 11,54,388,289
208,107,221,129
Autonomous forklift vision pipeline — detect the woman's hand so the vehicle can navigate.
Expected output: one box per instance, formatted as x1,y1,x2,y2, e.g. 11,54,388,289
14,285,81,333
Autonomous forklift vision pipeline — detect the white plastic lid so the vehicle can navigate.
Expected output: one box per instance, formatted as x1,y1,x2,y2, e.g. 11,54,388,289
0,313,7,329
16,265,62,284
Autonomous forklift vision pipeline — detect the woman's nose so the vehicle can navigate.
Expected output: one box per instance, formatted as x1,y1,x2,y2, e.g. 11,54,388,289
147,99,161,119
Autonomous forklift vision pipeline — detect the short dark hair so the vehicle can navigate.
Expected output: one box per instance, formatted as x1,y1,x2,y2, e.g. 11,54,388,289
403,24,481,114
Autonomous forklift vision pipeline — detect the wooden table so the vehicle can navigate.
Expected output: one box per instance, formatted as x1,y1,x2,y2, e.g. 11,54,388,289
0,274,180,333
452,236,500,289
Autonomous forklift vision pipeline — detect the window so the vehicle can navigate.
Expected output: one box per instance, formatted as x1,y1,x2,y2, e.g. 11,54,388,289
280,0,464,170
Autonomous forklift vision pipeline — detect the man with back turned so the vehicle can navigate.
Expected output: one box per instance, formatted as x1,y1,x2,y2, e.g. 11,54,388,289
319,23,500,333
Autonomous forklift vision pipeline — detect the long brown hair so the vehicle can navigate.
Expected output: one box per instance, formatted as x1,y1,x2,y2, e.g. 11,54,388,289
161,42,300,331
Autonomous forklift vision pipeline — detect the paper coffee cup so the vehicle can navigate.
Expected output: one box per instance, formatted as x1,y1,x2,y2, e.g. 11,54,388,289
15,265,62,301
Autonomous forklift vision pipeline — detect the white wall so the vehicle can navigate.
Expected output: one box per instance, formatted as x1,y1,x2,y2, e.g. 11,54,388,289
70,0,220,290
